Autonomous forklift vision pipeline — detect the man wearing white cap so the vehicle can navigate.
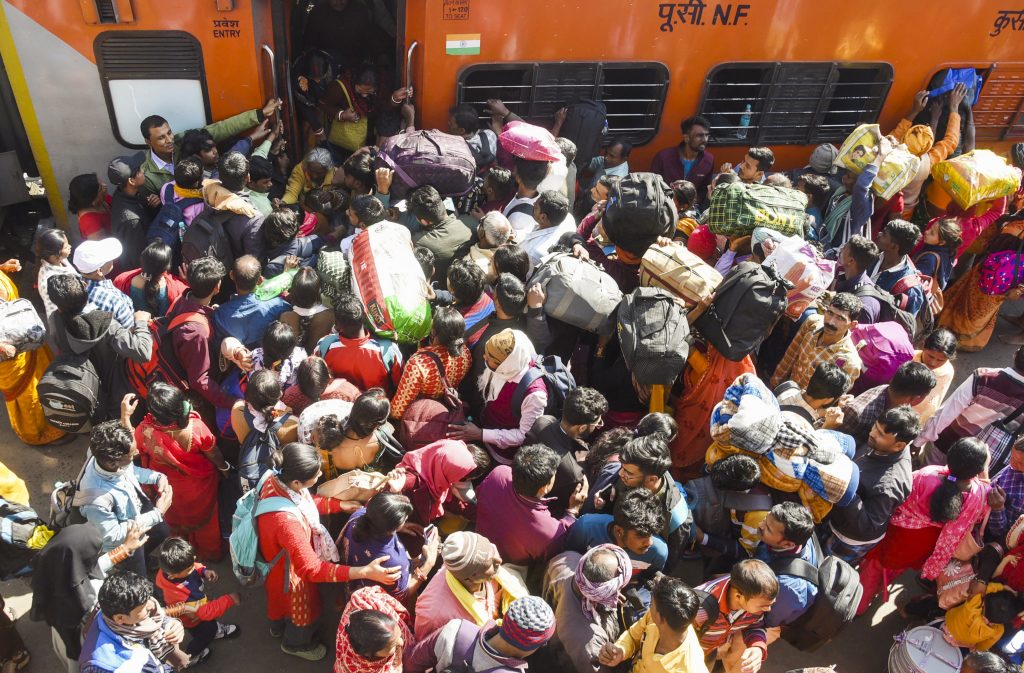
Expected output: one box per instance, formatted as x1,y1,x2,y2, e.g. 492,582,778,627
73,239,134,329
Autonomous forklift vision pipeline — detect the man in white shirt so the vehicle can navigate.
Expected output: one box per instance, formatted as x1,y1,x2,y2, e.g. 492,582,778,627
503,157,551,235
519,191,577,268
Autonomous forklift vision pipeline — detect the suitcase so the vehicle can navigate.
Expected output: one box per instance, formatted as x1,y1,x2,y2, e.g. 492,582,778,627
640,242,722,307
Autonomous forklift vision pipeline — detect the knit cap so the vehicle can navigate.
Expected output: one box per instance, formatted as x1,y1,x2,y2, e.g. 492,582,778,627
499,596,555,651
809,144,839,174
441,532,497,582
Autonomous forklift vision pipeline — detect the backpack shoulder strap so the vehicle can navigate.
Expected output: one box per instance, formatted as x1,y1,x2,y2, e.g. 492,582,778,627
421,350,454,390
767,556,820,586
720,491,774,512
693,588,720,637
167,311,210,335
510,362,544,411
506,201,535,218
254,495,298,518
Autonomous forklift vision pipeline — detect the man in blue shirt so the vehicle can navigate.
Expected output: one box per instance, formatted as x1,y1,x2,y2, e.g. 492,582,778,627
872,219,926,317
567,489,668,584
213,255,291,347
754,502,818,638
73,238,135,329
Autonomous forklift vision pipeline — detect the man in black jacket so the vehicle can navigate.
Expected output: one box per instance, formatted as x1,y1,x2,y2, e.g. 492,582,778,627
823,405,920,563
48,274,152,422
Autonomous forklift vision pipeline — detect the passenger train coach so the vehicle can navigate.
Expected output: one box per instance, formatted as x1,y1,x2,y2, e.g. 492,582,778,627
1,0,1024,228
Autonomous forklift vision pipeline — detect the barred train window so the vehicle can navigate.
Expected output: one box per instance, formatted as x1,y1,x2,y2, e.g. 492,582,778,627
973,63,1024,142
698,62,894,146
95,31,210,148
456,62,670,146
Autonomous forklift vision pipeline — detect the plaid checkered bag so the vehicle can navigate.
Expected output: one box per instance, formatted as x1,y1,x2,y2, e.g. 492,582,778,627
708,181,808,238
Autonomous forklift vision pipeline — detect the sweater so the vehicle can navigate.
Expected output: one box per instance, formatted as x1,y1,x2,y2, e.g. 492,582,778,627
829,446,912,544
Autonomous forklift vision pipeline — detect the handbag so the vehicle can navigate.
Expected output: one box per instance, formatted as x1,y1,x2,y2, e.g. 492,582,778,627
398,351,468,451
936,558,976,610
977,402,1024,476
327,79,369,152
953,508,991,562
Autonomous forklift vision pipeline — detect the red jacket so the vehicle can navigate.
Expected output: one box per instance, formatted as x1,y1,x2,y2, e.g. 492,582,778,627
165,294,238,409
112,270,189,311
155,564,237,628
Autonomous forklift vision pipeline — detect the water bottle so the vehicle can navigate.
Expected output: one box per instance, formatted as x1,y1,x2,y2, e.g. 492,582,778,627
737,104,752,140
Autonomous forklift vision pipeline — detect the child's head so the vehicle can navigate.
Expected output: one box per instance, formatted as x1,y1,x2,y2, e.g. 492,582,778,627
709,454,761,492
287,267,321,309
797,174,830,209
174,156,204,190
98,572,155,625
248,156,274,193
262,209,300,249
650,575,699,634
491,244,530,285
158,538,196,579
261,320,298,367
983,589,1021,626
305,187,348,221
297,356,331,401
727,559,779,615
670,180,697,212
414,245,436,281
483,167,515,204
180,129,218,168
925,217,963,255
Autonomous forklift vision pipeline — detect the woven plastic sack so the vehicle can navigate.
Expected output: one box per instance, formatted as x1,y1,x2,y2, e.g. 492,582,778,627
931,149,1023,210
349,225,432,344
872,146,921,201
833,124,881,174
763,238,836,319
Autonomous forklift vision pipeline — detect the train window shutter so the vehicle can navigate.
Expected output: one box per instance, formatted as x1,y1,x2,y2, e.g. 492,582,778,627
456,61,669,146
975,63,1024,142
94,31,210,148
699,62,893,145
81,0,135,24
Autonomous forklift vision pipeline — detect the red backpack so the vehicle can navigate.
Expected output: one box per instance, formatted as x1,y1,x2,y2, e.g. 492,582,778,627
124,311,209,398
888,260,944,341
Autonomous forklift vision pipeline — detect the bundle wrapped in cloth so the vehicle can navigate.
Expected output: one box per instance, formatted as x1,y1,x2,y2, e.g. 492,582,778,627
932,149,1023,210
761,233,836,320
708,373,860,521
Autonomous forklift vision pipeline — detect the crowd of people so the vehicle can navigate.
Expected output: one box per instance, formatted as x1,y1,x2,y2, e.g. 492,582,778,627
0,37,1023,673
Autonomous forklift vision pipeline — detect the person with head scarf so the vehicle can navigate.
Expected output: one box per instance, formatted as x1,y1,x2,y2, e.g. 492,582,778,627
542,545,631,673
406,595,556,673
389,439,491,525
448,329,546,464
333,586,413,673
414,531,528,638
888,84,967,218
29,524,149,673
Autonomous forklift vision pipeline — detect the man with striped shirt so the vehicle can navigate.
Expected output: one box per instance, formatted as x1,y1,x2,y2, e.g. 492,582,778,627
693,559,778,673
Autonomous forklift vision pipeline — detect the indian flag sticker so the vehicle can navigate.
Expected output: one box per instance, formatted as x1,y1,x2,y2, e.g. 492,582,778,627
446,33,480,55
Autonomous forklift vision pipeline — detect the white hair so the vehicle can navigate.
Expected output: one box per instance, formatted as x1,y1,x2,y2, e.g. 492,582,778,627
305,147,334,168
480,211,512,247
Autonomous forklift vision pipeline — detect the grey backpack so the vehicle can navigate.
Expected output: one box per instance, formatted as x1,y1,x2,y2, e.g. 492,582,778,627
529,252,623,336
616,287,689,387
0,299,45,352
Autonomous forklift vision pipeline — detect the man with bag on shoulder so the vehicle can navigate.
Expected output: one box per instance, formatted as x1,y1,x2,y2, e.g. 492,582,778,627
986,435,1022,543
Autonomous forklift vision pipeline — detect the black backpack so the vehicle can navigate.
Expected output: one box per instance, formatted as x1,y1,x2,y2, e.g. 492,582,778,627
0,497,46,579
510,355,576,418
38,353,103,434
767,537,863,651
617,287,690,387
852,283,918,342
559,99,607,169
693,588,721,637
182,208,235,269
694,261,790,362
602,173,677,257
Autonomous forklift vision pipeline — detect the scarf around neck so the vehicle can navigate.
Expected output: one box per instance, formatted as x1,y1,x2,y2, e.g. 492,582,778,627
282,479,340,563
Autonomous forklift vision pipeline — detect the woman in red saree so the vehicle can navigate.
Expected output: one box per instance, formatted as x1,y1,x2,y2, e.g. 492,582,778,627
134,382,229,561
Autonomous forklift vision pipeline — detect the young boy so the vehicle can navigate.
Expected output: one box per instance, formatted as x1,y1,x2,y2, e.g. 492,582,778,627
796,174,831,241
80,571,192,672
155,538,240,664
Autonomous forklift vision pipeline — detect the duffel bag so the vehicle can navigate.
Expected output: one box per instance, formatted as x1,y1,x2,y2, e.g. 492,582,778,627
849,322,913,395
375,130,476,199
529,252,623,335
693,261,790,362
349,225,432,344
0,298,45,352
602,172,677,257
617,287,690,387
707,182,808,238
400,398,466,452
640,242,722,307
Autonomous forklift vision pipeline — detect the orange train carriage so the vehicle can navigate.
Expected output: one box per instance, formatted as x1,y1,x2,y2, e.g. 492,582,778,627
1,0,1024,227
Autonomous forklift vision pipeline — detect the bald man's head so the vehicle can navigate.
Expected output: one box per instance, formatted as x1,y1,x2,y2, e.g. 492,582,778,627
232,255,262,293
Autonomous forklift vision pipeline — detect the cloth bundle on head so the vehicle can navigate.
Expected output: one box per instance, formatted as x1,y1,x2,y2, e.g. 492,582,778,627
809,144,839,174
904,125,935,157
500,596,555,652
574,544,632,620
498,121,562,162
478,329,537,403
442,531,498,583
686,224,717,261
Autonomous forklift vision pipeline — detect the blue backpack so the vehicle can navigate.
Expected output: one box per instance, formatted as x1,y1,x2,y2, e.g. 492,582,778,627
229,471,299,587
147,183,202,251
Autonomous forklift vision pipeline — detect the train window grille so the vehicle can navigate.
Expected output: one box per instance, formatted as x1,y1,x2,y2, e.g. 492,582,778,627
698,62,894,145
974,63,1024,142
456,62,670,146
95,0,119,23
94,31,210,148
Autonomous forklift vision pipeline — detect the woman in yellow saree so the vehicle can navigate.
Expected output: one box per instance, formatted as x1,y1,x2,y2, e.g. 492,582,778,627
0,260,66,445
